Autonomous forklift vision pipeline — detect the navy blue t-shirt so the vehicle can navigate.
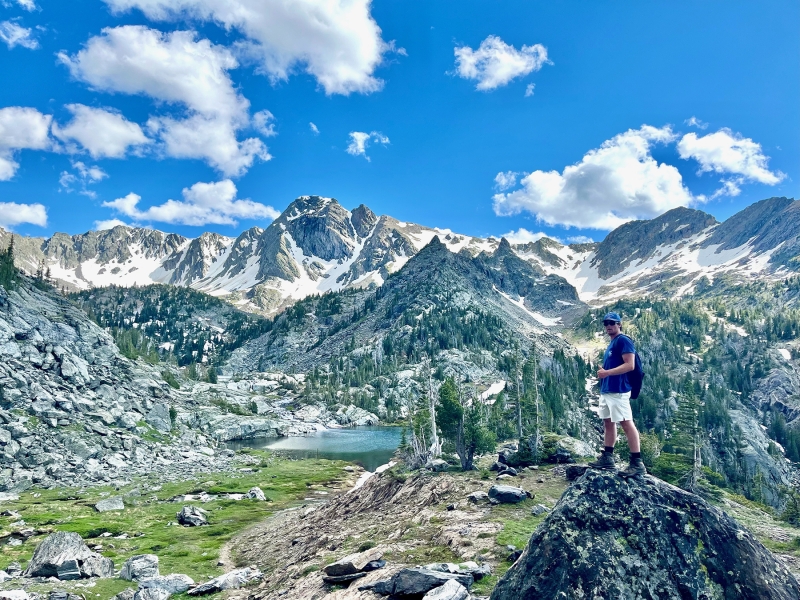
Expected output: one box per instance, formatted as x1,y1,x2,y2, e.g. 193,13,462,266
601,335,635,394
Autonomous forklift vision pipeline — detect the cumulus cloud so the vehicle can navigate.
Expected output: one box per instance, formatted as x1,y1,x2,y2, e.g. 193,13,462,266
0,106,52,180
685,116,708,130
499,228,548,244
0,21,38,49
309,122,319,135
102,0,390,95
15,0,36,10
677,128,784,200
94,218,129,230
346,131,388,161
0,202,47,228
59,26,269,175
494,171,518,191
52,104,149,158
493,125,693,230
59,160,108,198
454,35,549,91
524,83,535,97
252,110,276,137
103,179,280,226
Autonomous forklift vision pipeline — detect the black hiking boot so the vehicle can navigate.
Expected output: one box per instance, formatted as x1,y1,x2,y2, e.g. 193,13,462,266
588,452,616,470
619,458,647,478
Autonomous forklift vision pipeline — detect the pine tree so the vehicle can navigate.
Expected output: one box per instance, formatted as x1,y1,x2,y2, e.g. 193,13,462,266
672,380,703,491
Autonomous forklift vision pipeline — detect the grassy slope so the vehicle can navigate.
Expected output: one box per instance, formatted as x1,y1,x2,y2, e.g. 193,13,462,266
0,453,350,599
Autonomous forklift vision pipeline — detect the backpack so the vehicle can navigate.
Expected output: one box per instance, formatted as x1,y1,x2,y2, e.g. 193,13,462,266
614,334,645,400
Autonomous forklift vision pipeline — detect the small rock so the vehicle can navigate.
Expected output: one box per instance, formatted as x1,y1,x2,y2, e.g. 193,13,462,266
0,591,29,600
120,554,159,582
245,487,266,501
95,497,125,512
186,567,261,595
177,506,208,527
112,589,136,600
488,485,528,504
5,562,21,577
362,560,386,572
322,572,367,585
466,491,490,505
323,550,383,577
133,589,170,600
359,568,473,596
425,459,449,472
531,504,550,516
422,579,469,600
80,553,114,578
139,574,194,594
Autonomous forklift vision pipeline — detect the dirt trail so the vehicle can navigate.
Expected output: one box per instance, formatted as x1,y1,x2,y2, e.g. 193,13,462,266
224,465,560,600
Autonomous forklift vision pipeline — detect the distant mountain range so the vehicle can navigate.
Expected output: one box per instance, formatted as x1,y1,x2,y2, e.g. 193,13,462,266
3,195,798,316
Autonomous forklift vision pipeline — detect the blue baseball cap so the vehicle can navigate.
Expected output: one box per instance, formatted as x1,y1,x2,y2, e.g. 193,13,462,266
603,312,622,323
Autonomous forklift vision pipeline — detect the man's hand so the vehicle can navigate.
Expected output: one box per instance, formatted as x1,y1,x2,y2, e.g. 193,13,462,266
597,368,609,379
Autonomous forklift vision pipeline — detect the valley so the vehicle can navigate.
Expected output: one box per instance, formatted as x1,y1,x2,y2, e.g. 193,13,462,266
1,196,799,599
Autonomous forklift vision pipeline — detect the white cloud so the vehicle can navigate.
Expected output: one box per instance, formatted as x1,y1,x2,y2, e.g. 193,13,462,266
59,26,269,175
52,104,149,158
524,83,535,97
0,106,52,180
103,179,280,226
567,235,594,244
346,130,388,161
16,0,36,10
494,171,518,191
0,202,47,228
499,228,548,244
252,109,276,137
677,128,784,194
685,116,708,130
94,218,129,230
60,160,108,198
0,21,38,49
493,125,693,230
102,0,390,95
454,35,549,91
309,122,319,135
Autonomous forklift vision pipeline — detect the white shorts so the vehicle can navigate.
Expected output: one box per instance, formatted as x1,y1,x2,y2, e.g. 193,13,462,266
598,392,633,423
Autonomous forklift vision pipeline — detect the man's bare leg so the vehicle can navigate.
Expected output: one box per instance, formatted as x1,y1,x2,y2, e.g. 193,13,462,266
619,420,640,453
604,418,617,448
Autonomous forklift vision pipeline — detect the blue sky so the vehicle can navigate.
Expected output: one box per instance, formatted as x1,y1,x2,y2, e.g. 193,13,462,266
0,0,797,243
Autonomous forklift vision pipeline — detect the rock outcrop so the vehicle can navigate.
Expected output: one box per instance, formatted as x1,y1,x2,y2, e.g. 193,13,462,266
24,532,113,580
490,470,800,600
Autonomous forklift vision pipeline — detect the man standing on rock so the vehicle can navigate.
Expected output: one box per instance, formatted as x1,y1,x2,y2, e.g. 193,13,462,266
588,312,646,477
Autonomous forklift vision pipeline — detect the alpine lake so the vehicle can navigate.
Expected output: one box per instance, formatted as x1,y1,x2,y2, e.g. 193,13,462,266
224,425,404,472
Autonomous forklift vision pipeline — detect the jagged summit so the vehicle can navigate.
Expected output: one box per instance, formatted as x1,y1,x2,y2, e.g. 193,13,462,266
1,196,797,312
491,469,800,600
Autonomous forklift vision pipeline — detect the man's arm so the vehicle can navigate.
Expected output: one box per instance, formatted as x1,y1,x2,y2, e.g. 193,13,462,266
598,353,635,379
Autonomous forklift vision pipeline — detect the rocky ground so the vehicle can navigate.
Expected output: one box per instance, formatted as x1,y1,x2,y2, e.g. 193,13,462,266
0,281,379,496
0,452,361,600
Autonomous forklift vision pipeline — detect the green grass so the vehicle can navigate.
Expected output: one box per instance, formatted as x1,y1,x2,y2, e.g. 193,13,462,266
0,453,348,595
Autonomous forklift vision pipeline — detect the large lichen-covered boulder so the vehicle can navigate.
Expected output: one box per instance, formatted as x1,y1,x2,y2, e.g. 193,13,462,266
25,532,113,580
490,470,800,600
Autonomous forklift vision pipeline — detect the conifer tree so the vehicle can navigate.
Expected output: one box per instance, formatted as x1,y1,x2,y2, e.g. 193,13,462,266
672,380,703,491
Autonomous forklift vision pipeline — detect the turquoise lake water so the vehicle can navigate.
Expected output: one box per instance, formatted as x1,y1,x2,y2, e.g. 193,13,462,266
224,426,403,472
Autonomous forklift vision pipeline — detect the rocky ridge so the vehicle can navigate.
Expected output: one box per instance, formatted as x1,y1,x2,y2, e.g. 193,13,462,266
6,196,797,315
